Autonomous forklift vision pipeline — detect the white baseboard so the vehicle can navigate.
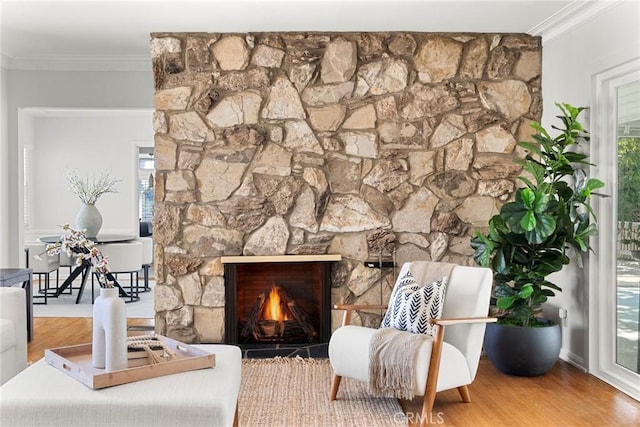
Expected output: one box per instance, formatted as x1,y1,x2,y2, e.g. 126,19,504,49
560,348,587,372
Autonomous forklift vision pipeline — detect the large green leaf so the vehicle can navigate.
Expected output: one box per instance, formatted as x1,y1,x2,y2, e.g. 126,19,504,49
531,293,548,306
517,141,542,157
520,210,537,231
501,201,529,232
531,214,556,243
471,234,492,267
496,296,516,310
582,178,605,196
518,284,533,299
533,192,550,213
488,215,509,241
521,159,546,184
492,247,507,273
530,121,550,139
536,252,568,276
520,188,536,209
564,152,589,163
517,175,536,190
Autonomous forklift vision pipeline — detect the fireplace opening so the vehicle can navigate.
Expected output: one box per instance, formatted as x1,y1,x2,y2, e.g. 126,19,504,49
240,283,317,343
223,256,338,346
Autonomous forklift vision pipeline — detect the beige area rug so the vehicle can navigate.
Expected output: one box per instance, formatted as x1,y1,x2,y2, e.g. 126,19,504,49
238,357,407,427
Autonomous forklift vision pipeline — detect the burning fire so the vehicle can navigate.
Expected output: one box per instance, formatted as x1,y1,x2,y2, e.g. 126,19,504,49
264,285,289,322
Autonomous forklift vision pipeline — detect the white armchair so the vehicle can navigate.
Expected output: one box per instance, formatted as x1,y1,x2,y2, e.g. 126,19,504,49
0,287,28,385
328,261,495,426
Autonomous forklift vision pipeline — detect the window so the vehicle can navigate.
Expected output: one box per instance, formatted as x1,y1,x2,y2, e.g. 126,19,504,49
23,146,32,229
138,155,154,223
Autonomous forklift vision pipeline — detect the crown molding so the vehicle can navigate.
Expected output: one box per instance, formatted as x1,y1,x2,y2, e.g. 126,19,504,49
2,54,151,72
529,0,621,42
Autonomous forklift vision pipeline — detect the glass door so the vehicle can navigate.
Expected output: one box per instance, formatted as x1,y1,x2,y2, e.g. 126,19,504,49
616,81,640,375
590,59,640,401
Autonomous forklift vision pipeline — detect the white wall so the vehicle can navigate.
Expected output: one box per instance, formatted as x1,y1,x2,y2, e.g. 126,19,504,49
24,110,153,240
1,69,153,266
541,0,640,368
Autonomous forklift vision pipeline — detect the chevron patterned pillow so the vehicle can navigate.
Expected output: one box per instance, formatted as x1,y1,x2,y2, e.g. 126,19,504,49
380,270,447,336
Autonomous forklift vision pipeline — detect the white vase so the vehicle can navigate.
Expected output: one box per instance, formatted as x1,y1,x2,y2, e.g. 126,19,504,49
75,203,103,237
92,287,127,371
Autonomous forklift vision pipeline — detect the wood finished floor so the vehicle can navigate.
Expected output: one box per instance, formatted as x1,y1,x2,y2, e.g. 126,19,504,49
27,317,154,362
29,317,640,426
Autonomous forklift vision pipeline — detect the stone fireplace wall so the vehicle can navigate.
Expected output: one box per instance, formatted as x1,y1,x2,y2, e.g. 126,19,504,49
150,32,541,343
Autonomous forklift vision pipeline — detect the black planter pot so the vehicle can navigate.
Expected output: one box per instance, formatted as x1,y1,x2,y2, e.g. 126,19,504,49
484,320,561,377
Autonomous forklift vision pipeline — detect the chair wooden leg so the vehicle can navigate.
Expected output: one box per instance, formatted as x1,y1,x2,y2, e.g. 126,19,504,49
420,393,437,427
420,324,446,427
330,374,342,400
457,385,471,403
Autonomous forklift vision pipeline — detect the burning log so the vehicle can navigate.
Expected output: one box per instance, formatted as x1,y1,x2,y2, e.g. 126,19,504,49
287,300,316,340
282,321,304,338
241,293,266,338
259,320,280,337
275,286,317,341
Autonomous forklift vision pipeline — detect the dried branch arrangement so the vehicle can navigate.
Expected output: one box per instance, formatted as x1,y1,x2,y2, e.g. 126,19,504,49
65,169,121,205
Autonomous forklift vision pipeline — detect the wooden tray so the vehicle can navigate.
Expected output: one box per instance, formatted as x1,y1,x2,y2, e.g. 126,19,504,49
44,335,215,389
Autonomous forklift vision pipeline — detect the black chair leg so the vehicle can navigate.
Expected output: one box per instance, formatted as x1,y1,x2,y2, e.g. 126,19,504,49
44,274,49,304
33,273,48,305
141,265,151,291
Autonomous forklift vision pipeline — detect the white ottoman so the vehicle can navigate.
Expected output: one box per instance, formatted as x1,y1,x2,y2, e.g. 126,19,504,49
0,344,241,427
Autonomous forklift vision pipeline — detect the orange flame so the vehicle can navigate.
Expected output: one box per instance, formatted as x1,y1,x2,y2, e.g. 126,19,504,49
264,286,288,321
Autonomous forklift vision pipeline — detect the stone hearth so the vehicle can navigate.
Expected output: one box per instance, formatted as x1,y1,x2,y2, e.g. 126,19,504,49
150,31,542,343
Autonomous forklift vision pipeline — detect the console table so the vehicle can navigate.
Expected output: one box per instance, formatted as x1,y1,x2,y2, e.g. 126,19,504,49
0,344,241,427
0,268,33,341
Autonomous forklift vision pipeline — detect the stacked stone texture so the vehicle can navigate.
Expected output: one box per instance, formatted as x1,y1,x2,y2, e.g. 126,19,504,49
151,32,542,343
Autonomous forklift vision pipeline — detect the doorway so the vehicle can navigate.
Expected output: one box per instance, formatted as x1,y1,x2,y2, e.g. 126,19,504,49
17,108,154,251
590,59,640,401
615,80,640,375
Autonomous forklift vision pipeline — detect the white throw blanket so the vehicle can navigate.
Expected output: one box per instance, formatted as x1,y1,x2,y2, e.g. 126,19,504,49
368,261,456,399
368,328,428,399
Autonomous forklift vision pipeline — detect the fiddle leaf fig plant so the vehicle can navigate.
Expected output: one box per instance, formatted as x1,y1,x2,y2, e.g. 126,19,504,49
471,103,605,327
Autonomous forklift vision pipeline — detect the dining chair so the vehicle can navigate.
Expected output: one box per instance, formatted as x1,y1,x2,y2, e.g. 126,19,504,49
24,241,61,305
92,241,142,302
135,237,153,292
